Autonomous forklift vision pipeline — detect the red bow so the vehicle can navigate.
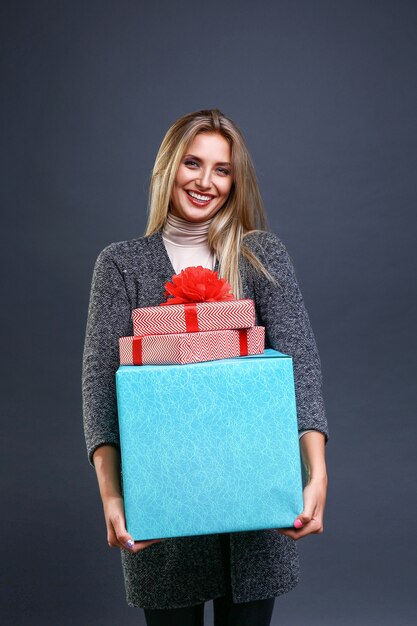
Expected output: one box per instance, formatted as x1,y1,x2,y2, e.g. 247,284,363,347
159,266,235,305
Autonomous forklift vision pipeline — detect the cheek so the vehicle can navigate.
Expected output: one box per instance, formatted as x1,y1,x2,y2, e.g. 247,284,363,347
220,181,233,197
170,185,181,205
175,166,190,187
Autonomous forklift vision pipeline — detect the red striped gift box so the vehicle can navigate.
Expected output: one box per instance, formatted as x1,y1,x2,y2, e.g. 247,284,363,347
131,298,256,336
119,326,265,366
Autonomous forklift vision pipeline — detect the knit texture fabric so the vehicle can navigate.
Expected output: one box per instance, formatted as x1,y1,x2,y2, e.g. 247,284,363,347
81,228,329,609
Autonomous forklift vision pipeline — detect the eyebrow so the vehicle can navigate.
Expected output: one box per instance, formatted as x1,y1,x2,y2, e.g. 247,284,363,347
183,153,232,167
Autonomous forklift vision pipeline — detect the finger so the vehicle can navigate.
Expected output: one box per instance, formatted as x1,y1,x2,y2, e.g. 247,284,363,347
312,523,324,534
107,521,121,548
110,512,136,551
294,497,318,527
111,513,163,553
277,527,307,540
277,518,324,540
128,538,163,554
276,528,292,537
293,511,312,529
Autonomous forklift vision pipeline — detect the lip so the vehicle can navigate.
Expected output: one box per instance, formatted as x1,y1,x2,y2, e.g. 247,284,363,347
184,189,215,206
185,189,215,198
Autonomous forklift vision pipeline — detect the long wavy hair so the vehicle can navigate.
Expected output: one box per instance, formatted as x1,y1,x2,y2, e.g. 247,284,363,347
144,108,277,298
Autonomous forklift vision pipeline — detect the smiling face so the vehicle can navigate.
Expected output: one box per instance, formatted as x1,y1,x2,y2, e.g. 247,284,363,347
169,132,233,223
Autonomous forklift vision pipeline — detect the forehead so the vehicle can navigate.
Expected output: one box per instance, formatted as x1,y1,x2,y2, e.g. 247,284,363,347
185,132,231,160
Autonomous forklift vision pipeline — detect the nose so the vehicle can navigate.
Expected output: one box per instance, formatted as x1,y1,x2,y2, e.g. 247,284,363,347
195,168,212,189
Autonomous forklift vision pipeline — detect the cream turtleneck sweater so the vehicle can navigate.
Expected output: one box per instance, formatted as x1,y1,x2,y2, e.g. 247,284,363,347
161,211,312,440
161,211,216,274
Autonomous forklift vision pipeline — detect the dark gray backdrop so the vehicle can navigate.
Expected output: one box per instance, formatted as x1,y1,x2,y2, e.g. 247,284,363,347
2,1,416,624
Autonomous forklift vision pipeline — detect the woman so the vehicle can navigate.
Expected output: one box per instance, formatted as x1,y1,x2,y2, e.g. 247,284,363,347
82,108,329,626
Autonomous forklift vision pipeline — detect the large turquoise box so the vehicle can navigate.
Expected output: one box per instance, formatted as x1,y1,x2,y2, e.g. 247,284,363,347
115,349,304,540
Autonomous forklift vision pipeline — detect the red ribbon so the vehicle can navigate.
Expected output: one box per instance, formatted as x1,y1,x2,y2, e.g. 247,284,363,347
238,329,248,356
184,302,199,332
132,336,143,365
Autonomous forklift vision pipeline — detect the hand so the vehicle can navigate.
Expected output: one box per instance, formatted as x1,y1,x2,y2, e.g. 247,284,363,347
276,475,328,541
103,495,162,553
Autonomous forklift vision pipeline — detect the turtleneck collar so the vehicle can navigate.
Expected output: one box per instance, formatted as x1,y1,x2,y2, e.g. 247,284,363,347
162,211,213,247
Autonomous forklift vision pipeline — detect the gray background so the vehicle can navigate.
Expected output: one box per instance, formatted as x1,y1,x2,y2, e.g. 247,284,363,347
2,0,416,624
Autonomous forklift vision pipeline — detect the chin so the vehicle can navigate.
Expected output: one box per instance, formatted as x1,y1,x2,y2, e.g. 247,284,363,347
171,207,219,223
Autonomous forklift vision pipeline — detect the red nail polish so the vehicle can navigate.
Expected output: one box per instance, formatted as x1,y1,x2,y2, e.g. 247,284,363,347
294,519,303,529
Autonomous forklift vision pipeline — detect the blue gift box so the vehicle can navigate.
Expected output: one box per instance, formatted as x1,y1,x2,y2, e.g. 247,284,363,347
115,348,304,540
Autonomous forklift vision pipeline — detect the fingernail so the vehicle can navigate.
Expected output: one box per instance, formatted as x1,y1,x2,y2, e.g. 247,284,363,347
125,539,134,548
294,519,303,529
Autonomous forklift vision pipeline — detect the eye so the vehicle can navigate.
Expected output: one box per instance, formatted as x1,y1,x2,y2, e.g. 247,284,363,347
183,159,230,176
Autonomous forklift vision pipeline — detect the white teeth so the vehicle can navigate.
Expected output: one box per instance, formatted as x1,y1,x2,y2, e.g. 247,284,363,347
187,191,212,202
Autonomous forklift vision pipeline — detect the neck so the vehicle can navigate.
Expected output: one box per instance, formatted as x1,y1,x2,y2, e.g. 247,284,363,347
162,211,213,247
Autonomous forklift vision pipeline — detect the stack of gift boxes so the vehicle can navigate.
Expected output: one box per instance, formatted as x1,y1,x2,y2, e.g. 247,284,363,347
115,267,304,541
119,297,265,366
118,263,264,366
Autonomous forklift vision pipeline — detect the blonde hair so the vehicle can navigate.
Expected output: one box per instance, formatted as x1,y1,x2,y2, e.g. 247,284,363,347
144,108,277,298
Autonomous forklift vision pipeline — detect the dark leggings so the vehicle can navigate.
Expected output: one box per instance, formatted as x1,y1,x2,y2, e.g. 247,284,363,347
143,533,275,626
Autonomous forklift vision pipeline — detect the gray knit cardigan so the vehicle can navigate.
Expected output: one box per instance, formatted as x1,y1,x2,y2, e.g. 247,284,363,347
82,228,329,610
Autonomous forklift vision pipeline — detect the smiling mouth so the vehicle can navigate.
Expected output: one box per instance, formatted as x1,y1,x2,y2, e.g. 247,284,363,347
185,190,215,205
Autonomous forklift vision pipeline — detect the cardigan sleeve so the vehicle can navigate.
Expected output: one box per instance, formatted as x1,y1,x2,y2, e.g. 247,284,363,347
82,244,133,467
299,429,316,439
250,232,329,444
